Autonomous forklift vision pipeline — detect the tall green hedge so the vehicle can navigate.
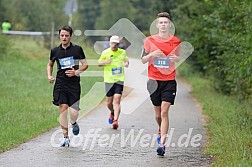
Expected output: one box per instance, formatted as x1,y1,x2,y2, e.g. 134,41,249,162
173,0,252,100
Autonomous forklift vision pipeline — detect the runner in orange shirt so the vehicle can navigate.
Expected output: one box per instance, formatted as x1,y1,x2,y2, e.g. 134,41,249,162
141,12,181,156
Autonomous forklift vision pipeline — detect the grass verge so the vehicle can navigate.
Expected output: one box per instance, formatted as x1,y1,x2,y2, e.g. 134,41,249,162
178,63,252,166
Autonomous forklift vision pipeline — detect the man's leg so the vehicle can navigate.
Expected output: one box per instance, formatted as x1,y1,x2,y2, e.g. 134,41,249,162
160,101,171,145
111,94,121,129
106,96,114,113
156,101,170,156
106,96,115,125
69,107,79,125
154,106,161,129
113,94,122,121
59,104,69,137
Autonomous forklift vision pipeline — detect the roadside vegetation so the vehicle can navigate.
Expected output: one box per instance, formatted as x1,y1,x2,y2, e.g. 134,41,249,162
179,63,252,166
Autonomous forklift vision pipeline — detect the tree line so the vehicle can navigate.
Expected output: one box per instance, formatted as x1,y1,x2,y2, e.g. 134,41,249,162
171,0,251,100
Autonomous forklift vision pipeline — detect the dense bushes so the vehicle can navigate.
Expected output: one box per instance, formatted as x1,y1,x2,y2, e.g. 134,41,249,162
172,0,252,100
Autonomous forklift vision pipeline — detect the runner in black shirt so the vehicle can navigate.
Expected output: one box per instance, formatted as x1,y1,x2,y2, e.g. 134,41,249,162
47,25,88,147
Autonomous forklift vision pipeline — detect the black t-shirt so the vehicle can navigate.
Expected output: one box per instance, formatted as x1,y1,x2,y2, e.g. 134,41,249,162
50,43,86,84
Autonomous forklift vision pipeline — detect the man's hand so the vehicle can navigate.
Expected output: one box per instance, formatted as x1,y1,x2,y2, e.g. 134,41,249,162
142,49,165,64
105,58,112,64
151,49,166,57
124,61,129,68
169,53,180,62
48,76,55,83
65,68,76,77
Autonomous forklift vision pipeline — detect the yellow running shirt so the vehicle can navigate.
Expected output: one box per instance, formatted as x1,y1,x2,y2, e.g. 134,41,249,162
99,48,128,83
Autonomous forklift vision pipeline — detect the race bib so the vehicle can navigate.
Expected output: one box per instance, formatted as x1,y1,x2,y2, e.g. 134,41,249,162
59,56,74,69
112,67,122,75
154,57,170,68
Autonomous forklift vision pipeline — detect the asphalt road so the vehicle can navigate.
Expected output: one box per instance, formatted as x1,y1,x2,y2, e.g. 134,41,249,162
0,59,212,167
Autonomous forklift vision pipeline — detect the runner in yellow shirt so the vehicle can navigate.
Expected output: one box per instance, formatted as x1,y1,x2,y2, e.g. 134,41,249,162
98,35,129,129
1,20,11,32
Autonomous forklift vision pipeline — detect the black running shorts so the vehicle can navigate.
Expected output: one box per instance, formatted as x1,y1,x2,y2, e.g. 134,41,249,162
147,79,177,106
105,82,124,97
53,82,80,111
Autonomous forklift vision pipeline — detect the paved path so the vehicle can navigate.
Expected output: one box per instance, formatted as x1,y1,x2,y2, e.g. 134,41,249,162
0,59,211,167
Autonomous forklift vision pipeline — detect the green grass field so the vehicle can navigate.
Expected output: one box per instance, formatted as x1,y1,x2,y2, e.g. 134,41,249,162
0,36,103,152
178,63,252,166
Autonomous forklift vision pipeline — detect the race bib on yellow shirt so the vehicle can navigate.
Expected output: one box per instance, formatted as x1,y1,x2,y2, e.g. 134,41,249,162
112,67,122,75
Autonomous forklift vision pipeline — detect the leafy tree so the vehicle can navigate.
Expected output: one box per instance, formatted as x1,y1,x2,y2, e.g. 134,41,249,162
208,0,252,98
1,0,67,31
95,0,136,30
0,0,7,23
77,0,101,31
172,0,217,73
128,0,157,33
151,0,177,20
172,0,252,99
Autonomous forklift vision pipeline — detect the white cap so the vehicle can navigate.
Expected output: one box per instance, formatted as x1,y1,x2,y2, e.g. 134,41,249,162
110,35,120,43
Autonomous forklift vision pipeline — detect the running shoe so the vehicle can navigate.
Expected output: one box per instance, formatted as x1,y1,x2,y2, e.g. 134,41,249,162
112,120,118,129
60,136,70,147
157,130,161,144
157,144,165,156
72,122,80,135
108,113,114,124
